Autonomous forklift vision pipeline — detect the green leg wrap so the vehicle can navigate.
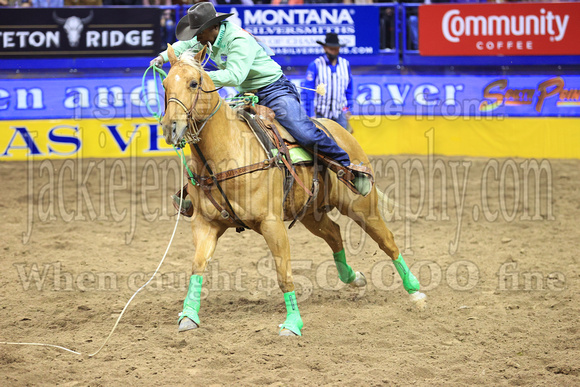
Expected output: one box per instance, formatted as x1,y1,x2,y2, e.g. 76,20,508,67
179,274,202,325
393,254,420,294
279,291,303,336
333,249,356,284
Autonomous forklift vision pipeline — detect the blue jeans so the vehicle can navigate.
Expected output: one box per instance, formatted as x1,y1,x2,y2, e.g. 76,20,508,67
256,76,351,167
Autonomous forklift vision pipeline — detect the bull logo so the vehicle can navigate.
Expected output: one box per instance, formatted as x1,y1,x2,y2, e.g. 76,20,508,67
53,11,94,48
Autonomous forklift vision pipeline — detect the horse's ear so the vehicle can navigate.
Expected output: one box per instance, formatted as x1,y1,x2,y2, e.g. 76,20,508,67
167,44,178,66
194,45,208,64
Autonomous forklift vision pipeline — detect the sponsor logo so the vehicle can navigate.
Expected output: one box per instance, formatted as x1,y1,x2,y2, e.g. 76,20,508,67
442,8,570,43
243,8,354,26
53,11,93,48
480,76,580,113
419,3,580,56
0,8,157,54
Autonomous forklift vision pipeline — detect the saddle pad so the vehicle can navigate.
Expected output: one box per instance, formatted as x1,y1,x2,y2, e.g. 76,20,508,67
271,147,313,164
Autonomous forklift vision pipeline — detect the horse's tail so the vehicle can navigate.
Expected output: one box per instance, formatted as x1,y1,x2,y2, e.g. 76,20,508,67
375,187,403,222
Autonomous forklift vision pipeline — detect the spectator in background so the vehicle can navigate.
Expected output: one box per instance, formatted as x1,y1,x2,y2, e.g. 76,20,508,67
19,0,64,6
271,0,302,4
402,0,433,51
160,8,176,50
192,0,255,4
379,6,395,50
143,0,174,51
215,0,254,4
102,0,142,4
302,32,354,133
65,0,102,4
144,0,170,4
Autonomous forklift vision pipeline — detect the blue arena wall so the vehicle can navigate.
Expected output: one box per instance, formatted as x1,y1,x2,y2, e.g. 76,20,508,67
2,74,580,120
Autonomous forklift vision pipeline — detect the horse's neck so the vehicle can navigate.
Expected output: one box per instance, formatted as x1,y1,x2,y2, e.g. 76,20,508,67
188,100,254,172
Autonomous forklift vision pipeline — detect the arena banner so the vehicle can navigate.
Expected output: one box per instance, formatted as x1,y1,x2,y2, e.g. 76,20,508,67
349,74,580,117
350,116,580,159
418,2,580,56
1,74,579,120
0,7,160,58
1,119,175,161
2,116,579,161
214,5,379,56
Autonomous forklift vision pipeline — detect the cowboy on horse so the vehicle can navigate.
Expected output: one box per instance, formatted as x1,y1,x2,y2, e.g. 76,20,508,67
153,3,425,336
151,3,373,196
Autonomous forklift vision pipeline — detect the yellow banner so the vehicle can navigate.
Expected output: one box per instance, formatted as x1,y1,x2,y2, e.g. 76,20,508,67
1,116,579,160
0,119,175,161
351,116,580,159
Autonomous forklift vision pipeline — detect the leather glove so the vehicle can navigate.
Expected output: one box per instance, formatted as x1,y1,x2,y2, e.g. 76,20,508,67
150,56,164,68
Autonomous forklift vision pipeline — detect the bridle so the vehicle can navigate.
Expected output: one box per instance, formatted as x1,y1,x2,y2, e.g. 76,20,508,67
164,68,250,231
166,72,222,145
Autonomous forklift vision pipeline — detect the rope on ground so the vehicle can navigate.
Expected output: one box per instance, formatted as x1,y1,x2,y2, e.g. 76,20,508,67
0,152,185,357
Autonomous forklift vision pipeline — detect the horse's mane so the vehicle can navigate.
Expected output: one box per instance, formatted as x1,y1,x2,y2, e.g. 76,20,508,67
179,50,204,74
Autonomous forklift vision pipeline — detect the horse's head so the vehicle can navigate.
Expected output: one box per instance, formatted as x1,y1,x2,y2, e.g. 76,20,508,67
161,44,219,145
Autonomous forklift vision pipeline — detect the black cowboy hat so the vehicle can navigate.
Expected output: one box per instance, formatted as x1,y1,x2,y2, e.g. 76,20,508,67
316,33,345,48
176,3,233,41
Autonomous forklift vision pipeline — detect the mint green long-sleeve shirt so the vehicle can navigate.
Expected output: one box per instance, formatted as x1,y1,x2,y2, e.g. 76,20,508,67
160,21,283,92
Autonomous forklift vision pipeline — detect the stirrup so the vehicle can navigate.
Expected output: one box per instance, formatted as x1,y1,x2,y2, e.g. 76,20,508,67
339,163,374,197
347,163,373,178
172,184,194,217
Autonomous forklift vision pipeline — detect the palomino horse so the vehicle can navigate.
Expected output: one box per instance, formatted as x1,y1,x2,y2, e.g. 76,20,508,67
161,45,426,336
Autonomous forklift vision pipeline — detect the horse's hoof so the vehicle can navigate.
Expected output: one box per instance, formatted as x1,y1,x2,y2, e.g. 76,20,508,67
409,291,427,310
349,271,367,288
178,317,199,332
279,328,299,337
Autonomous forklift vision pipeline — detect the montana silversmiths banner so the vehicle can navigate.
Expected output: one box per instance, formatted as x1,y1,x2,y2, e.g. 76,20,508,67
215,5,380,56
0,8,160,58
419,2,580,56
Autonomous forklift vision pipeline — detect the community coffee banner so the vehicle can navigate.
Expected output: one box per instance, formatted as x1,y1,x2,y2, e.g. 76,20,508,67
419,2,580,56
0,7,161,58
215,5,380,56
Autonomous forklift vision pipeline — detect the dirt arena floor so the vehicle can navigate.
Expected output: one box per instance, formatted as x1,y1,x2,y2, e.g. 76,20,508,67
1,154,579,386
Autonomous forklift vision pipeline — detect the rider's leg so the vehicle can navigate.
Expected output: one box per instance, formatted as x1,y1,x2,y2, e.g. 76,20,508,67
256,76,372,196
257,76,351,167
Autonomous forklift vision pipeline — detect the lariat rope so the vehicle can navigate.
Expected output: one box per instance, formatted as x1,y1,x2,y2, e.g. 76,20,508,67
0,147,186,357
174,145,197,186
0,63,236,356
141,65,167,123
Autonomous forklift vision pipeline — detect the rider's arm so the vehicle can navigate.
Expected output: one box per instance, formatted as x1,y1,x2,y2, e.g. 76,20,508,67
207,35,256,87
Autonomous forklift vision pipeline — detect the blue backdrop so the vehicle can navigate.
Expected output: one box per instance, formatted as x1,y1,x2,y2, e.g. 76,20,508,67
1,74,579,120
